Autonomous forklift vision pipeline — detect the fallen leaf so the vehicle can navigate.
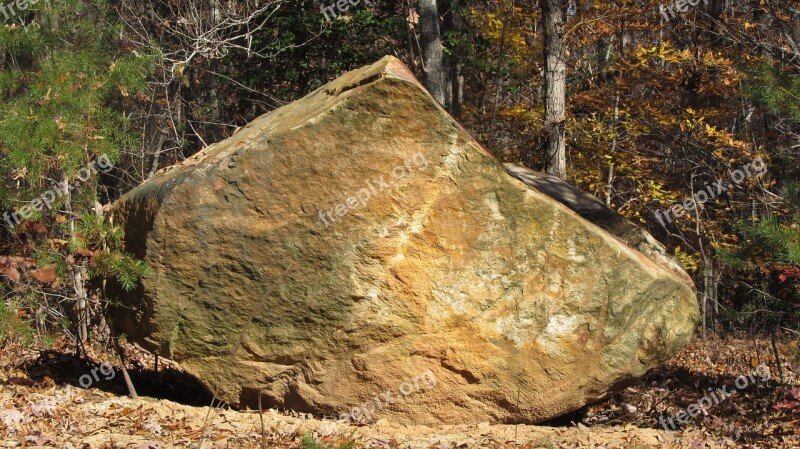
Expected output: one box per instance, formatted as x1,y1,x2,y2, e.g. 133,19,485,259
30,265,58,285
0,264,21,282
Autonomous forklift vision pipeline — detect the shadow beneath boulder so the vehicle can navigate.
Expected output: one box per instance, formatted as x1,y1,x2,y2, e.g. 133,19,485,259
19,350,213,407
539,407,590,427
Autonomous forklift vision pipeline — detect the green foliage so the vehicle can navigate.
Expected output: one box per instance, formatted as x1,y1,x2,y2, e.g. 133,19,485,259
73,213,149,291
719,183,800,327
0,0,151,212
301,434,325,449
745,63,800,121
74,213,123,247
741,217,800,266
91,251,149,292
300,433,356,449
0,300,9,341
0,0,150,344
0,300,35,347
726,183,800,267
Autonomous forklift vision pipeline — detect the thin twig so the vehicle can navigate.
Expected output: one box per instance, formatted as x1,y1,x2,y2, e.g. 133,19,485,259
771,328,786,385
259,393,268,449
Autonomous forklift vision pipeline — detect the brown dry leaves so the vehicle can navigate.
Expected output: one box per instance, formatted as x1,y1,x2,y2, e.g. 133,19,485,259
0,335,797,448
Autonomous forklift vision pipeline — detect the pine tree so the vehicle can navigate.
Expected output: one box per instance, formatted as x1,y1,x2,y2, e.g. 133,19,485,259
0,0,151,345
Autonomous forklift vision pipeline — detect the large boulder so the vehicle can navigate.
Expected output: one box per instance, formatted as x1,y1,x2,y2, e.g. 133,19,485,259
112,56,699,425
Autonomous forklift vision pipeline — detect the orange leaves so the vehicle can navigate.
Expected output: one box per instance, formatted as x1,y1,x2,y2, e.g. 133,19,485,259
704,124,749,151
0,256,36,283
30,266,58,286
0,257,60,286
0,259,21,283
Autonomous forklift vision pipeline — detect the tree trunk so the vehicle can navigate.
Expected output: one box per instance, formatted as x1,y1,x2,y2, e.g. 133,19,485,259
596,35,615,81
419,0,446,105
448,60,463,118
442,0,465,118
487,14,508,147
605,96,619,205
540,0,567,179
72,265,88,342
403,0,419,73
207,0,222,142
63,174,89,342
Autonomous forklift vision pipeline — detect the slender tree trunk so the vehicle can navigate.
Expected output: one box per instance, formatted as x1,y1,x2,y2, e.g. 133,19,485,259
690,175,710,340
540,0,567,179
207,0,222,142
771,328,786,384
620,22,635,53
73,265,88,342
448,61,463,118
487,14,508,147
64,174,89,342
713,267,720,332
703,265,711,340
710,0,726,42
403,0,419,73
605,96,619,205
419,0,446,105
112,330,139,399
442,0,465,118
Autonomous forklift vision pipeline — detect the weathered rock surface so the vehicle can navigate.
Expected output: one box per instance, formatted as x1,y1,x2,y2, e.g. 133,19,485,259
503,163,694,287
112,56,699,425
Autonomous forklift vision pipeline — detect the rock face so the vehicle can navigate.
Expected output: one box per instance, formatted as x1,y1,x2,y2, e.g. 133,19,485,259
503,163,694,287
112,56,699,425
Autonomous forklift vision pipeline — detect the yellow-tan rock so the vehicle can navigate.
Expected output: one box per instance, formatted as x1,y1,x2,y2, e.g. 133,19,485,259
112,56,699,425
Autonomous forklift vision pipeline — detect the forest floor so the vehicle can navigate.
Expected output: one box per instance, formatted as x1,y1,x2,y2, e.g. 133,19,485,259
0,333,799,449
